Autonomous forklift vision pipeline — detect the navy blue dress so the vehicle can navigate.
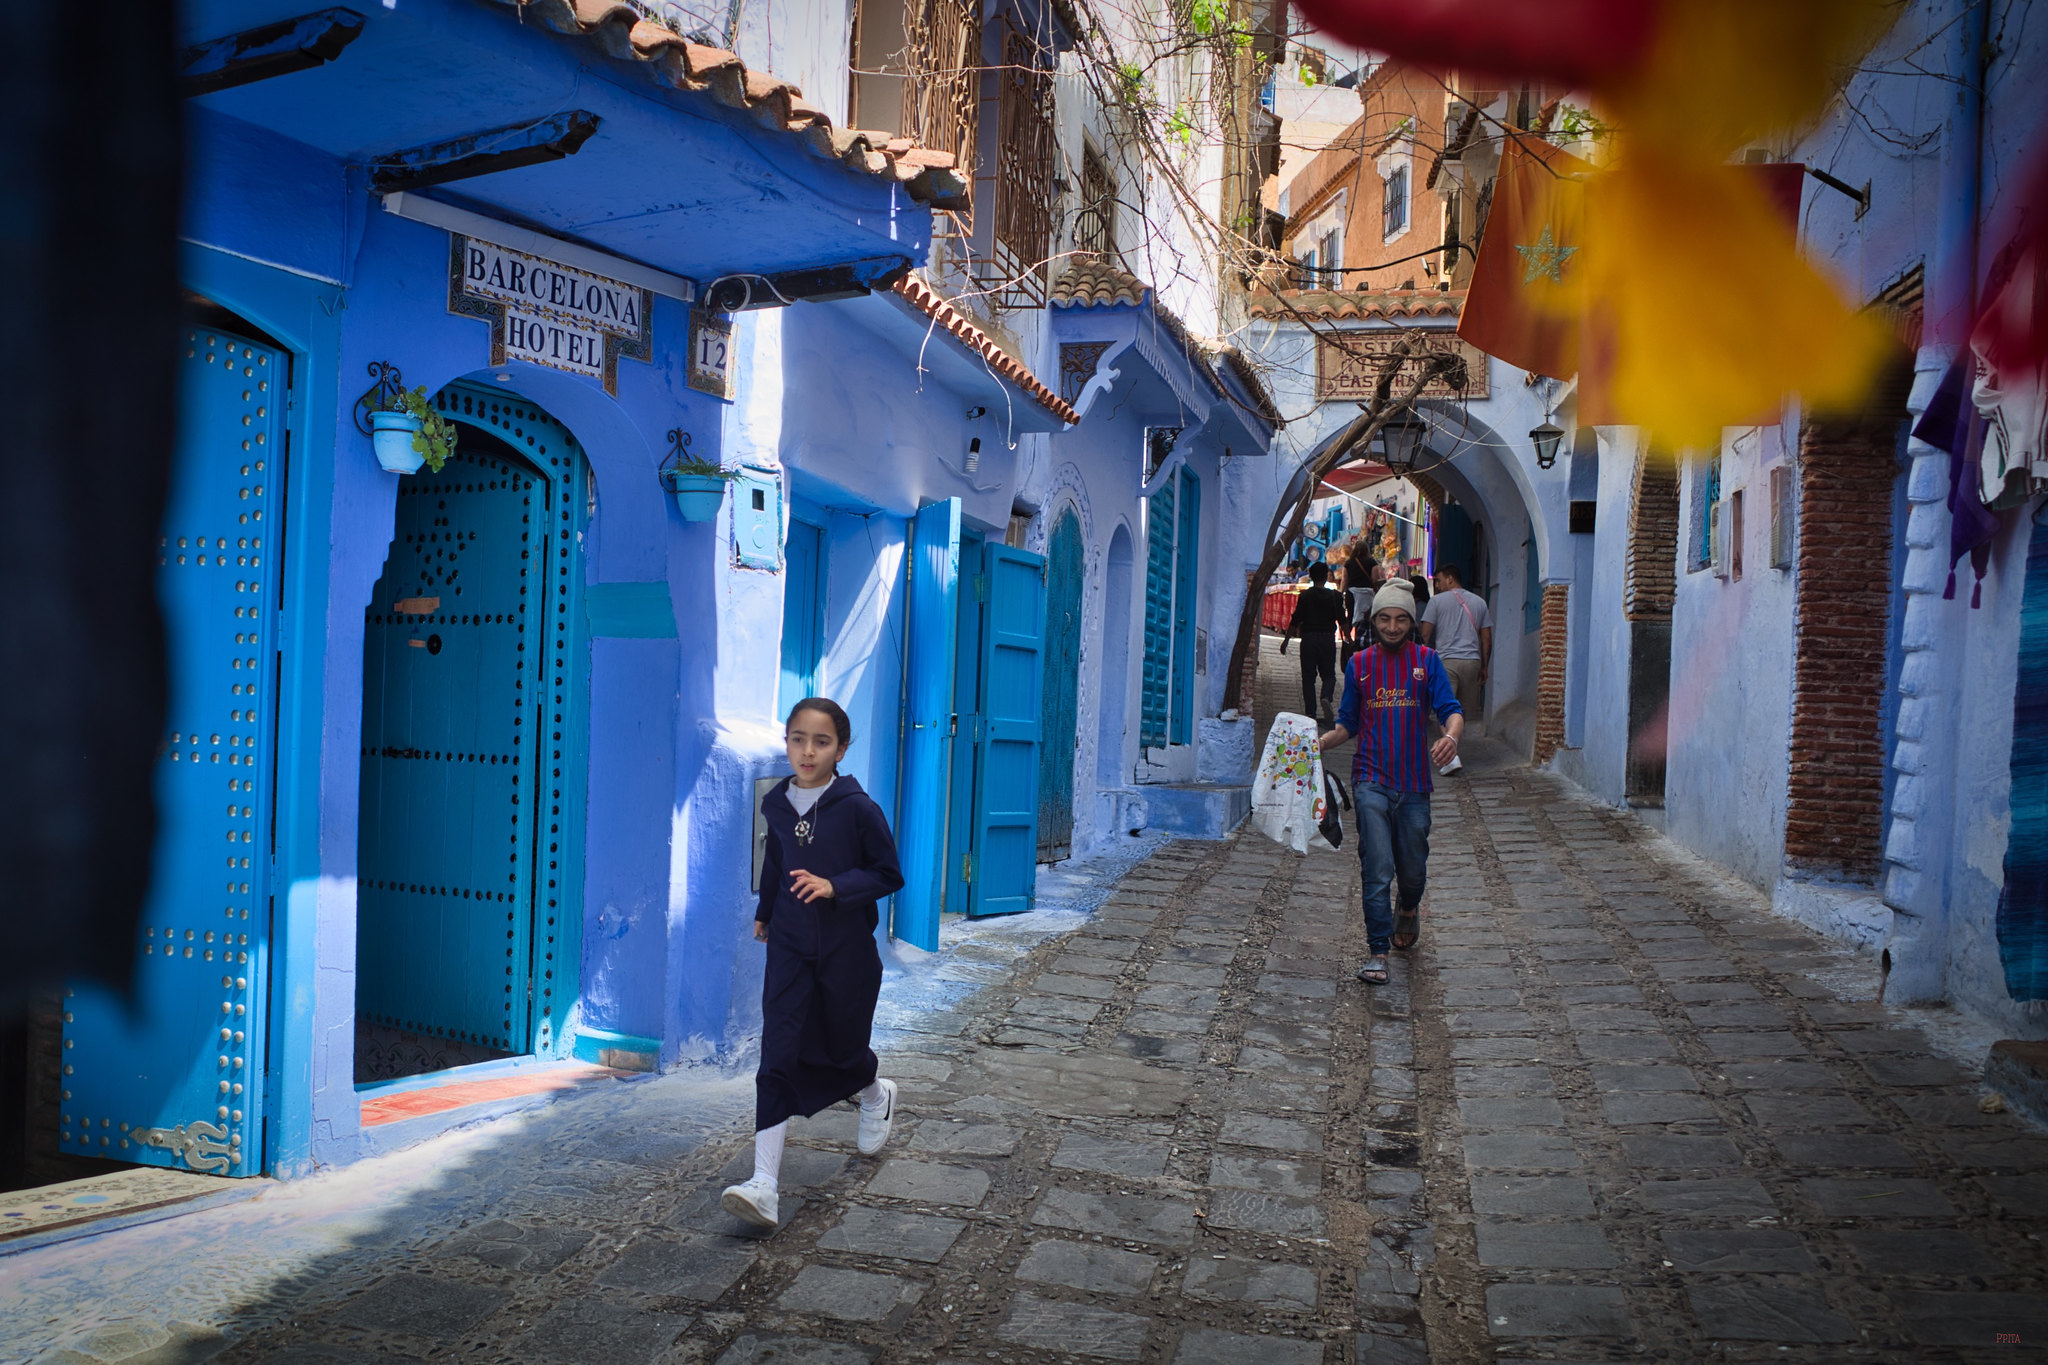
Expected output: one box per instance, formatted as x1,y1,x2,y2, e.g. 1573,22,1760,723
754,775,905,1130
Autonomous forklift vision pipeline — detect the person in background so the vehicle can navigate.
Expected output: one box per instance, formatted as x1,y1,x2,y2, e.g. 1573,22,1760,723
1419,563,1494,776
1408,572,1432,610
1283,560,1348,723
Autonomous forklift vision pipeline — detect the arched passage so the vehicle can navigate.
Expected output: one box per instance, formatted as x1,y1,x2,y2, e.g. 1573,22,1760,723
354,384,589,1081
1096,524,1135,786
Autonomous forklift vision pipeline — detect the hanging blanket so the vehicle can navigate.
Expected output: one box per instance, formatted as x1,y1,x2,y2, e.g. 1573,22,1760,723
1251,713,1330,854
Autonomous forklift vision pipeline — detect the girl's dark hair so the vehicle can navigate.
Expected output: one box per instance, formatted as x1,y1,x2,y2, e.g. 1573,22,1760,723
786,697,852,748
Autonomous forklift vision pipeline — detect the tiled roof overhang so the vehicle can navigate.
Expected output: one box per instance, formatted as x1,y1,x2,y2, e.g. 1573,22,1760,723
483,0,969,209
890,276,1079,426
1249,290,1464,321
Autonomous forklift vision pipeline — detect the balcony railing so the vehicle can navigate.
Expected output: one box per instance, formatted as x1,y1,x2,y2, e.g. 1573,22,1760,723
980,27,1057,309
902,0,980,220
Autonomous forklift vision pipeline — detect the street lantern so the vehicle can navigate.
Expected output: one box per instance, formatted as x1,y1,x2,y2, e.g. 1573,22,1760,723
1377,409,1428,474
1530,420,1566,470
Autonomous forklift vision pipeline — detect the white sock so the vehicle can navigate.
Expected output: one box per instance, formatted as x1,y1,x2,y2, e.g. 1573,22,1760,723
858,1078,889,1110
752,1120,787,1187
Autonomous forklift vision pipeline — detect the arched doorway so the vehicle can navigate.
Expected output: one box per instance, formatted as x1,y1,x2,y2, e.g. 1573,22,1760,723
355,385,588,1082
1037,509,1084,861
1096,525,1134,787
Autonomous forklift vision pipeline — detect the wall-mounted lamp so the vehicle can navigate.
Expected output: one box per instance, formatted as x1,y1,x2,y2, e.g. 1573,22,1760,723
965,436,983,475
494,372,514,383
1531,420,1566,470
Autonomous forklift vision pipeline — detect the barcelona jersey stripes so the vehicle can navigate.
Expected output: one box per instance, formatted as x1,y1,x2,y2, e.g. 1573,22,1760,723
1334,641,1464,793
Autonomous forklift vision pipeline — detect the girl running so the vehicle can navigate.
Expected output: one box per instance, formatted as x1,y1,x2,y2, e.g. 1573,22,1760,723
721,698,906,1231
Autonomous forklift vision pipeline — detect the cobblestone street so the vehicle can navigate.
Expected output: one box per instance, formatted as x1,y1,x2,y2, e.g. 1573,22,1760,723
5,649,2048,1363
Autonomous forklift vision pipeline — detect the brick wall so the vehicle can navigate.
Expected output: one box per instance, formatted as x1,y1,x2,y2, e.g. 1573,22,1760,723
1534,583,1570,763
1625,454,1680,621
1784,363,1912,879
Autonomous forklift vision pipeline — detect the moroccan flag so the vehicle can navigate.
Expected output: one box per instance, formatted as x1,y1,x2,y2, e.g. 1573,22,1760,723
1457,135,1591,384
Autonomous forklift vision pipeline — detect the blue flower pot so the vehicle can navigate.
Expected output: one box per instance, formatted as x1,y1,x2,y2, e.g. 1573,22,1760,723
370,410,425,474
665,472,728,522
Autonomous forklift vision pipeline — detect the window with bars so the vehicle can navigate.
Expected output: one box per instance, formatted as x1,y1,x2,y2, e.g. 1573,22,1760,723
848,0,980,218
982,26,1057,308
1382,164,1409,239
1076,144,1117,259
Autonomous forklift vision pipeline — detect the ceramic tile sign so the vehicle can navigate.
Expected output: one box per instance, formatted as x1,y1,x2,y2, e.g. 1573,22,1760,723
447,235,652,394
688,310,734,400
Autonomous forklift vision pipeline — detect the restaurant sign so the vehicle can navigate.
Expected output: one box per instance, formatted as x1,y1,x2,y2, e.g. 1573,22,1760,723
1316,331,1488,402
448,236,652,394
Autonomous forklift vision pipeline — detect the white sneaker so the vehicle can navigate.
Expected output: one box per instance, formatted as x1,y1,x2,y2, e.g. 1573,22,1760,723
720,1175,779,1230
857,1078,899,1155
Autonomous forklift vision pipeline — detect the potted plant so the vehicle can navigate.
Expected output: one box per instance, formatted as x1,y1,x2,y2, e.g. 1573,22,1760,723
370,386,457,475
660,455,735,522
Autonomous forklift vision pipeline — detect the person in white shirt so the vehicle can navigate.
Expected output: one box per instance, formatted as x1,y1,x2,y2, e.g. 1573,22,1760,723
1418,563,1493,775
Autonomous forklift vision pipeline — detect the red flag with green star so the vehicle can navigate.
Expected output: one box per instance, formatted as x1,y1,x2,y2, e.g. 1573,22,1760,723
1458,133,1592,383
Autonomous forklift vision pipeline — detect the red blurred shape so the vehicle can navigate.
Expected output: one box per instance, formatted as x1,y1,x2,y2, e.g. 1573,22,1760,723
1289,0,1663,87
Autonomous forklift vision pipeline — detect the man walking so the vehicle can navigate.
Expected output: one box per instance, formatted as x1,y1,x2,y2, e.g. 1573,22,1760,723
1285,560,1348,723
1318,581,1463,984
1419,563,1492,775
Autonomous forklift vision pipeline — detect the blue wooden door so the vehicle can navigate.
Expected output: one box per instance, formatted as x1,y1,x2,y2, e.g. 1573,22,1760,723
945,529,985,921
969,542,1047,916
1140,476,1176,748
779,520,823,720
357,391,585,1058
1037,511,1084,861
1171,469,1201,745
60,326,284,1175
894,500,960,949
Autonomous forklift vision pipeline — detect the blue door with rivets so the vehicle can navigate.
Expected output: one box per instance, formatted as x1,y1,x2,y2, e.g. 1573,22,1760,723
357,388,585,1061
58,325,283,1175
1140,477,1176,748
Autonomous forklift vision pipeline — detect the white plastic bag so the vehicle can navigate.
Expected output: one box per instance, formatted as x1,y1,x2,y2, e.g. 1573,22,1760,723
1250,712,1329,854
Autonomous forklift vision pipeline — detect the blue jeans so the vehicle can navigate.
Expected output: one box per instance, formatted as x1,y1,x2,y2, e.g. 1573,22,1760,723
1355,782,1432,956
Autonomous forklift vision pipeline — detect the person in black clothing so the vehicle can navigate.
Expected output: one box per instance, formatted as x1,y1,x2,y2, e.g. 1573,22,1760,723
1286,561,1348,722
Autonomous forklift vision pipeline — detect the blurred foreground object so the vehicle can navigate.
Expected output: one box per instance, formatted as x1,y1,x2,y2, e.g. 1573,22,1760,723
1300,0,1902,444
0,3,180,1013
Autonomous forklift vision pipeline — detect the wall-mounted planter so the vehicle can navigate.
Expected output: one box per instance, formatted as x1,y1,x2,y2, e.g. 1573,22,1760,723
664,472,729,522
370,410,426,474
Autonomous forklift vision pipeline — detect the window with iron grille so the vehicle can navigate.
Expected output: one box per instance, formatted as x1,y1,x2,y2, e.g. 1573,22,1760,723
983,27,1057,308
899,0,981,221
1383,164,1409,239
1076,144,1117,259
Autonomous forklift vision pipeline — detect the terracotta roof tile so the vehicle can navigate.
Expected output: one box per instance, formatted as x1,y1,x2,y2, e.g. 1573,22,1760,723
1048,257,1152,308
1249,289,1464,321
485,0,969,209
889,275,1078,425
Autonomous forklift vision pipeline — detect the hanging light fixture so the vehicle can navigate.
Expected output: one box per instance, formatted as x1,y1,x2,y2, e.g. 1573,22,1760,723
1530,420,1566,470
1376,409,1428,474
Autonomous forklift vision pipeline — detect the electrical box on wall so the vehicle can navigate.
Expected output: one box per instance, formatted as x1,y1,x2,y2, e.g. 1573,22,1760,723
732,467,783,570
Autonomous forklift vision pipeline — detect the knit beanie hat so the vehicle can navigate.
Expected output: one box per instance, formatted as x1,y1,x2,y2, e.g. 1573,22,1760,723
1370,581,1417,620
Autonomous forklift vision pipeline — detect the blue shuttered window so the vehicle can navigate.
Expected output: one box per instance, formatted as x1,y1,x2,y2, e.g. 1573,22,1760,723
1140,477,1176,747
1170,469,1201,745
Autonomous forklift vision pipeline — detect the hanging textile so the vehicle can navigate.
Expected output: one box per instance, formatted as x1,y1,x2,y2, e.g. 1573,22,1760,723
1914,355,2000,605
1996,508,2048,1001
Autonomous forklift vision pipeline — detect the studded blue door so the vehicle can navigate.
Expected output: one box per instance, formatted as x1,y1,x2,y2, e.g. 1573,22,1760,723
969,541,1047,916
357,389,585,1058
1139,476,1176,748
895,500,961,950
1170,468,1201,746
59,326,284,1175
1036,511,1083,861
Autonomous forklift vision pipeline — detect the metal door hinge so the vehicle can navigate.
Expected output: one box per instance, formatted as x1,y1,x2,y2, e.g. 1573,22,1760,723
135,1120,234,1174
961,853,974,883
